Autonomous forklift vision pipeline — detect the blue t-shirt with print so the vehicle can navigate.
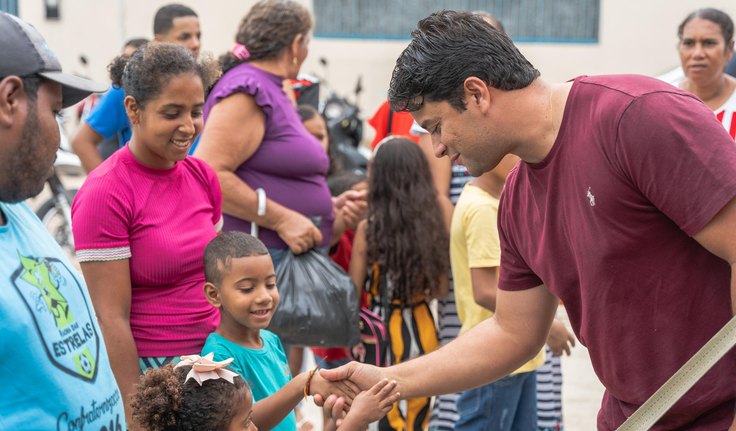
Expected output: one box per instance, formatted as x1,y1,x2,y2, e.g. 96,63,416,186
202,330,296,431
0,202,126,431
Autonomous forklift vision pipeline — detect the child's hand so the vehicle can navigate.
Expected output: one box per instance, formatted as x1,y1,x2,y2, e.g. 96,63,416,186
340,379,399,429
310,370,359,405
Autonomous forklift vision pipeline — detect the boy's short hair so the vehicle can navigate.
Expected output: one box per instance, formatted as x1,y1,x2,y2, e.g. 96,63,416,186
153,3,198,36
204,231,269,285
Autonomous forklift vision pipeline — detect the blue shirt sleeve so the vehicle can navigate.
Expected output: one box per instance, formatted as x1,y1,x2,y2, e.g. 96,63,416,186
85,87,131,143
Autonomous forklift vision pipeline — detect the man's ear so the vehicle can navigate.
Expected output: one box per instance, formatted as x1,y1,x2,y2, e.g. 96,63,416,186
0,76,25,128
123,95,140,125
203,282,222,308
463,77,491,113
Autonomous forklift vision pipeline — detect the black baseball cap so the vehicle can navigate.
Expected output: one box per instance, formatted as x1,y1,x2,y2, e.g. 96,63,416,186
0,12,107,108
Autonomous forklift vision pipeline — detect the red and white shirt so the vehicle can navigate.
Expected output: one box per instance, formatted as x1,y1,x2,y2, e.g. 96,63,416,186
714,88,736,140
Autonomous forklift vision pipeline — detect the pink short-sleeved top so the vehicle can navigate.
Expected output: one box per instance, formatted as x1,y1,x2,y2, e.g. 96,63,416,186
72,146,222,357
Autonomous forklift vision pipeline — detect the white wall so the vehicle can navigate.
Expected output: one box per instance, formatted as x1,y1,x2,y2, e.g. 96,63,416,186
17,0,736,140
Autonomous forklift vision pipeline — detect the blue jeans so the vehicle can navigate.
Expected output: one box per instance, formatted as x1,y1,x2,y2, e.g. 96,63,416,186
455,371,538,431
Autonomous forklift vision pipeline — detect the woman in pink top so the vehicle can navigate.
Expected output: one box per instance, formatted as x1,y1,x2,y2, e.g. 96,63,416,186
71,42,221,429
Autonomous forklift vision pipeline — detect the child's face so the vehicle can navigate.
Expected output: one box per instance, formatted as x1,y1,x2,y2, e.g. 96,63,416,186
211,255,279,330
303,115,329,152
227,389,257,431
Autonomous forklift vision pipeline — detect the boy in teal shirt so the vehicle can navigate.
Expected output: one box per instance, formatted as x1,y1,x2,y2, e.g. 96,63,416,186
202,232,397,430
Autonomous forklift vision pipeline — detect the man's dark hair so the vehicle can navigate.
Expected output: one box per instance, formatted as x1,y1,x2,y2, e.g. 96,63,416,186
21,75,41,102
327,171,366,196
124,38,149,51
153,4,198,36
388,10,539,113
204,231,269,285
297,104,319,122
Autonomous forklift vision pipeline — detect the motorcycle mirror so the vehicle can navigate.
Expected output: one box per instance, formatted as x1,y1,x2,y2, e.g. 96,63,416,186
354,76,363,96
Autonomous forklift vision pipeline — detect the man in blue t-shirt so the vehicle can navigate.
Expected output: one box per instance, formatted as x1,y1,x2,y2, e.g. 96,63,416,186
0,13,126,430
71,3,202,172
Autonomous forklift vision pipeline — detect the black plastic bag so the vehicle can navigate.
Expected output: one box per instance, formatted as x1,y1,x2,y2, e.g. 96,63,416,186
269,250,360,347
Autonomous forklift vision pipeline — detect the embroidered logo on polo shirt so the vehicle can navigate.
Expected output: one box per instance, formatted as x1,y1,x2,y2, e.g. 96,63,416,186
11,253,100,382
586,187,596,207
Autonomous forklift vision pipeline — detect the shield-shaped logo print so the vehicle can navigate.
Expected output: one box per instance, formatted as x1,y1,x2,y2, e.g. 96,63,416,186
11,254,100,382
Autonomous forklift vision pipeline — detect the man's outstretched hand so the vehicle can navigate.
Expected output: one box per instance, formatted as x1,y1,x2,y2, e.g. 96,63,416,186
319,361,387,393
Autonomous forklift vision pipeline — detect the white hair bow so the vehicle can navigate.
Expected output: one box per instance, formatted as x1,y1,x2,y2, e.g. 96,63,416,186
175,353,239,385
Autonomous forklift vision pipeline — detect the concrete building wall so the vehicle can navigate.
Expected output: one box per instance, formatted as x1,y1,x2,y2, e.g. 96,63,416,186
16,0,736,140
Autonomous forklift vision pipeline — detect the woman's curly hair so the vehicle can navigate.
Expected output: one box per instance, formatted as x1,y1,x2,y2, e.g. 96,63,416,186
108,41,221,108
131,364,250,431
220,0,312,73
366,138,449,304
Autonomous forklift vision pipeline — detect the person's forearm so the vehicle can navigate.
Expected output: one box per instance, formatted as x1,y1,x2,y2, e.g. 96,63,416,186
337,415,366,431
331,209,347,247
384,317,545,399
217,170,297,231
252,372,307,430
72,135,103,173
98,318,142,429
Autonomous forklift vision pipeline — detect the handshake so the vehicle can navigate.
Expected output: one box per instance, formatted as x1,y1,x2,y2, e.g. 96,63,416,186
307,362,398,430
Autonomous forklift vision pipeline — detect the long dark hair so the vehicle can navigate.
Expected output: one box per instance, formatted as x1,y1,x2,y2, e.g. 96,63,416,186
366,138,448,303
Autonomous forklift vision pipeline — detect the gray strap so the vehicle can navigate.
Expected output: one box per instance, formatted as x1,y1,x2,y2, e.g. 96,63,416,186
617,315,736,430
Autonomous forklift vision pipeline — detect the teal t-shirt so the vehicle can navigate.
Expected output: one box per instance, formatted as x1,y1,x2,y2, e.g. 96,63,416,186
0,202,126,430
202,330,297,431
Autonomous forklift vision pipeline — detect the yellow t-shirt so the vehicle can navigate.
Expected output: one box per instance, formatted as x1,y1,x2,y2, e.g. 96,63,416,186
450,183,544,374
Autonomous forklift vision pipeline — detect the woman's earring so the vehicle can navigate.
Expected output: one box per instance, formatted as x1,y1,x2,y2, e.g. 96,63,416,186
293,57,297,66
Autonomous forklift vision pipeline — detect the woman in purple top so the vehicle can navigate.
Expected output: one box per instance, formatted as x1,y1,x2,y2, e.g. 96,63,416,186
195,0,332,265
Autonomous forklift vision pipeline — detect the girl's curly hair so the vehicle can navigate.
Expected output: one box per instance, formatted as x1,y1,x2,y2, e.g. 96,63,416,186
131,364,250,431
108,41,220,108
366,138,449,303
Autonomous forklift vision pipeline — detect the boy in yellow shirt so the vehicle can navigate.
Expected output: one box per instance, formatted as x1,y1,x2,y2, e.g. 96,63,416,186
450,154,574,431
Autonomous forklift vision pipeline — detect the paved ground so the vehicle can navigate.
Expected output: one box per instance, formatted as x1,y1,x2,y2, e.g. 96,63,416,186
301,306,606,430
